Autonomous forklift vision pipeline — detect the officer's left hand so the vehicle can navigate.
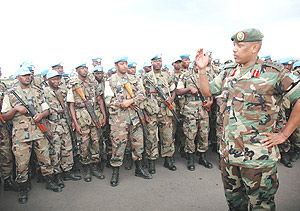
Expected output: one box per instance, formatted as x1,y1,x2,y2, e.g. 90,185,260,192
33,113,43,122
260,132,288,148
195,48,210,69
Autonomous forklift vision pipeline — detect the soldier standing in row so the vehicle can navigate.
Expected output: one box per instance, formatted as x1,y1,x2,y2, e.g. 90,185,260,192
105,57,152,187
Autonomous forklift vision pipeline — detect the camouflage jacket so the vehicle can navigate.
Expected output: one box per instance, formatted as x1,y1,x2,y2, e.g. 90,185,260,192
210,59,300,168
206,65,220,82
105,73,145,126
143,71,176,117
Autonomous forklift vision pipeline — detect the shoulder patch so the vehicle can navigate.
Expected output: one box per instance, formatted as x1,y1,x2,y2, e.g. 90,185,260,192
264,61,284,72
224,63,238,70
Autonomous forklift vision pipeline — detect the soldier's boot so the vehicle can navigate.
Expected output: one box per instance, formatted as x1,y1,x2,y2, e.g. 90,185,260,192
124,153,132,170
180,147,187,159
142,152,148,168
170,155,175,163
45,174,62,192
198,152,213,169
280,152,292,168
63,170,82,181
71,156,81,173
82,164,92,182
110,167,119,187
106,154,113,168
187,153,195,171
18,182,28,204
135,160,152,179
163,157,177,171
290,148,300,162
55,173,65,188
90,163,105,180
4,176,19,192
148,159,156,174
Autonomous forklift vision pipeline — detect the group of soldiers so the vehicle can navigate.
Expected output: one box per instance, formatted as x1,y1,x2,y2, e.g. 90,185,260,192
0,29,300,209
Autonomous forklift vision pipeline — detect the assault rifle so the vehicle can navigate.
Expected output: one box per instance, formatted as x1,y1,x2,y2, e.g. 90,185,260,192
0,112,12,135
144,76,180,122
188,76,211,111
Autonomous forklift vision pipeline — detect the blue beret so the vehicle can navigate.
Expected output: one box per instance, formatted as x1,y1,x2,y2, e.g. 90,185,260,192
261,55,271,61
172,57,182,63
62,73,69,77
52,62,63,68
17,66,32,76
93,65,103,72
293,61,300,70
143,62,151,67
108,67,117,73
189,63,193,69
162,64,168,69
213,59,220,63
75,62,87,69
47,70,61,79
180,54,190,59
21,61,35,71
204,51,212,56
151,54,162,60
280,58,294,65
92,58,102,62
41,69,50,77
114,56,128,64
128,62,137,68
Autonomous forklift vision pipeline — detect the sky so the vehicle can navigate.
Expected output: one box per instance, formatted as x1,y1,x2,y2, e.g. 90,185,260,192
0,0,299,77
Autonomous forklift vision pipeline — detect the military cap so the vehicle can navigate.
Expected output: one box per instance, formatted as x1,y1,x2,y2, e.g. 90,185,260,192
52,62,63,68
172,57,182,63
114,56,128,63
92,57,102,62
180,54,190,59
62,73,69,77
162,64,168,70
280,58,294,65
75,62,87,69
128,62,137,68
213,59,220,63
46,69,61,79
108,67,117,73
231,28,264,42
151,54,162,60
261,55,271,61
93,65,104,72
17,66,32,76
143,62,152,67
41,69,50,77
292,61,300,70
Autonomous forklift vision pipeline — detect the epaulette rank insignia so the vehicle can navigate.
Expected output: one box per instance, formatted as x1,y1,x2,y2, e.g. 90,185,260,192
264,61,284,72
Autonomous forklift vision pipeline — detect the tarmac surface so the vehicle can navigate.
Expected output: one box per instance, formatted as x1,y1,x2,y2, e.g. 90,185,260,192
0,149,299,211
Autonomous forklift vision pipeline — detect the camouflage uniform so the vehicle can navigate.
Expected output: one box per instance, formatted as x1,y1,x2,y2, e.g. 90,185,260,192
67,77,101,165
1,84,54,184
143,71,176,160
211,59,300,210
43,87,74,174
105,73,145,167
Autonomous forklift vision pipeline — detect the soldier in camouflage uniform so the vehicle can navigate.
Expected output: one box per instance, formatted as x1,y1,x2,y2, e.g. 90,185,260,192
52,62,70,95
2,67,62,204
195,28,300,210
67,62,105,182
143,54,177,174
40,69,50,88
176,61,213,170
105,56,152,187
43,70,82,188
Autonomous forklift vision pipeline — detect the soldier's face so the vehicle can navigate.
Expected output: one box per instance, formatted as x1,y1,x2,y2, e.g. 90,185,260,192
151,59,162,70
53,66,64,74
18,74,32,86
115,61,128,74
233,42,256,64
48,76,62,88
77,66,88,78
283,64,292,71
143,66,152,73
92,61,101,67
172,61,182,70
127,67,136,75
182,58,190,68
93,71,103,81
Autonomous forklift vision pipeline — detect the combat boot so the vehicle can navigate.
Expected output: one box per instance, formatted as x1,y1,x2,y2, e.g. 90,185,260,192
82,164,92,182
4,176,19,192
135,160,152,179
45,174,62,192
63,170,82,181
148,159,156,174
18,181,28,204
198,152,213,169
164,157,177,171
180,147,187,159
55,173,65,188
110,166,119,187
106,154,113,168
90,163,105,179
290,148,300,162
280,152,292,168
187,153,195,171
124,153,133,170
142,152,148,168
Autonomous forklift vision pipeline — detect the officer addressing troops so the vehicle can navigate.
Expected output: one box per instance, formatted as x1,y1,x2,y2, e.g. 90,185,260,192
195,28,300,210
105,56,152,187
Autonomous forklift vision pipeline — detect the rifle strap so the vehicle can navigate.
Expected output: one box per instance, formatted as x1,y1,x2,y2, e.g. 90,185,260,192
54,90,65,109
151,71,171,97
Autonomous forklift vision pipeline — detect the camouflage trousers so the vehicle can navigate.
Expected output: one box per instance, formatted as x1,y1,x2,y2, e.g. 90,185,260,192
76,125,100,165
146,115,175,160
12,138,54,183
50,121,74,174
109,115,144,167
101,122,112,156
172,114,185,149
208,99,218,145
290,124,300,149
216,106,223,150
183,110,209,154
221,159,278,211
0,126,13,179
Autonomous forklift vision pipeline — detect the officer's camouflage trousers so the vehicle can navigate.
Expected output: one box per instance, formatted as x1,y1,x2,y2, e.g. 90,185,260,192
76,125,100,165
50,122,74,174
221,159,278,211
208,99,218,145
0,126,13,179
109,115,144,167
12,138,54,183
146,115,175,160
183,112,209,154
216,107,223,150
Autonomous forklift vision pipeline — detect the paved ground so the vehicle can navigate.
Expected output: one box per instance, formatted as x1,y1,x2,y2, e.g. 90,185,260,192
0,149,299,211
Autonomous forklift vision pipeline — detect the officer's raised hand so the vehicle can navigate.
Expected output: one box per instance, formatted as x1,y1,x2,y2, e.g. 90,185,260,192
195,49,210,69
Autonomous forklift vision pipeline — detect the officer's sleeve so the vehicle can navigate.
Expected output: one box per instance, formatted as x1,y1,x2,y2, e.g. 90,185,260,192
1,95,12,113
209,71,225,96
